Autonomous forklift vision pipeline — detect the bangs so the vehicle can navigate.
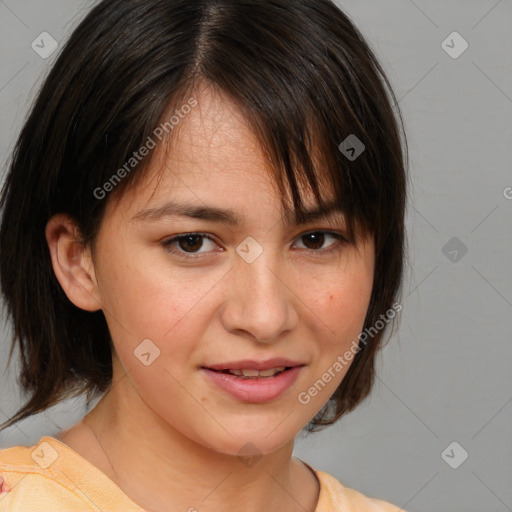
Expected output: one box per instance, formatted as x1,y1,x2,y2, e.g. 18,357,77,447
161,0,390,247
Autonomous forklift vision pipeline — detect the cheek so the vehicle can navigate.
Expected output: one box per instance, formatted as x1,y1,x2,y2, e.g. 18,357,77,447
313,273,373,338
96,251,229,392
97,246,219,339
296,277,373,408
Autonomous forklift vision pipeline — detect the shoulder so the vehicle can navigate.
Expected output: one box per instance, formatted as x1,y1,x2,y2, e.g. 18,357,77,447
0,436,142,511
0,439,86,511
314,468,405,512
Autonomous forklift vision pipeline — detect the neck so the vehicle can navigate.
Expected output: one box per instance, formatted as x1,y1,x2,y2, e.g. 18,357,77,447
80,370,319,512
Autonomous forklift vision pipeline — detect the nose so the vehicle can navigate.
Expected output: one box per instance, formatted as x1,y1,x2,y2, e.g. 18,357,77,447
220,248,298,343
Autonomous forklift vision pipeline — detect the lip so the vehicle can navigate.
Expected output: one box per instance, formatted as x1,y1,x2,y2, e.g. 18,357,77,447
204,358,305,371
201,366,304,403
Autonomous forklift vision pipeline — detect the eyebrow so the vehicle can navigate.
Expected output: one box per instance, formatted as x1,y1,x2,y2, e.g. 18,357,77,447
131,199,345,226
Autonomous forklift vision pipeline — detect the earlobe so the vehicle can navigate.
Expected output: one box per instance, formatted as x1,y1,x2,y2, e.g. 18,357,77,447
45,214,102,312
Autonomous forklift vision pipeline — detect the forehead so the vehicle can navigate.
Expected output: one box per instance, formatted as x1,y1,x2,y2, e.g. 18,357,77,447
109,84,337,223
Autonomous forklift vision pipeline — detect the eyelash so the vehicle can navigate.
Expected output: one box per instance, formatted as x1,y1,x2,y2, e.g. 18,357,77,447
161,231,348,259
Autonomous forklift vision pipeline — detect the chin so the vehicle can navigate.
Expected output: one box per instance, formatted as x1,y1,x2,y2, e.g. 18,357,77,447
191,423,297,460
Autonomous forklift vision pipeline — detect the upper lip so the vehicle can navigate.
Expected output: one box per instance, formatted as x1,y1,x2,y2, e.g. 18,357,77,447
204,358,305,371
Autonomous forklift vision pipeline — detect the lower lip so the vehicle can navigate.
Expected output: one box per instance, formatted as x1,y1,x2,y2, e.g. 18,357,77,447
201,366,303,403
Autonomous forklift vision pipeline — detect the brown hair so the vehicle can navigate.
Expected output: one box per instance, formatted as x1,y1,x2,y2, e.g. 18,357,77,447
0,0,408,433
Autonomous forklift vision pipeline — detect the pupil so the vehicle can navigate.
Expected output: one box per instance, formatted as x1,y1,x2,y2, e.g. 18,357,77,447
304,233,324,250
179,235,203,252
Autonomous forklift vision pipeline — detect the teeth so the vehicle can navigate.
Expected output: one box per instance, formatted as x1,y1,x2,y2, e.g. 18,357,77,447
226,367,286,378
258,367,285,377
241,369,260,377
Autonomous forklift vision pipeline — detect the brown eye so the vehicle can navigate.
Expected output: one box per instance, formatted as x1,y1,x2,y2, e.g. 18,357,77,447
293,231,346,253
300,232,325,250
162,233,219,257
177,234,205,252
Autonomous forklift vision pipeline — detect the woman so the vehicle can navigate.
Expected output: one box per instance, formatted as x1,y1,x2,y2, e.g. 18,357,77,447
0,1,408,510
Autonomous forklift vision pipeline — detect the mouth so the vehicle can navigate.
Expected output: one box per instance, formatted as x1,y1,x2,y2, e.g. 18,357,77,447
200,359,305,402
202,358,305,377
207,366,291,378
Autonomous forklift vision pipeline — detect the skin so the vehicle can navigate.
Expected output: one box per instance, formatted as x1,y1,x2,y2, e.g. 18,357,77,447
46,84,375,512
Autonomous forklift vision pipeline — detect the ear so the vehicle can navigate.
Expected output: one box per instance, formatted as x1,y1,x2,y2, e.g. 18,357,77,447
45,213,102,312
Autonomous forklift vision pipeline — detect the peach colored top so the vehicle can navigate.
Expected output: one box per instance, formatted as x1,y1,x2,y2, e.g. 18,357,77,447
0,436,404,511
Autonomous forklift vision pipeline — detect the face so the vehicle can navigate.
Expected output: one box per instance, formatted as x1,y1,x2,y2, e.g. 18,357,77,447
88,85,375,457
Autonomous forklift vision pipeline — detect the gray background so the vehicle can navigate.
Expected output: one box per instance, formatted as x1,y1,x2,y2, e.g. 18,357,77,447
1,1,511,511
